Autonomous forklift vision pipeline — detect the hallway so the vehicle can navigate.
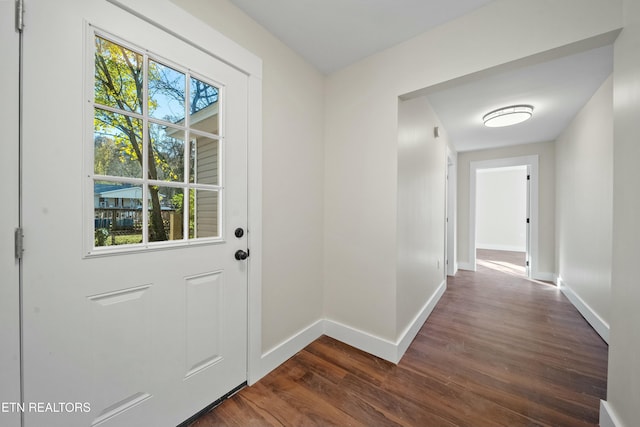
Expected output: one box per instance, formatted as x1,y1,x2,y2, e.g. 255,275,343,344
190,257,608,427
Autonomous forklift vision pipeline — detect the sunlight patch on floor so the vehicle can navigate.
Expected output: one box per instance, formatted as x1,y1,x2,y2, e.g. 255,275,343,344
477,258,526,276
476,258,556,288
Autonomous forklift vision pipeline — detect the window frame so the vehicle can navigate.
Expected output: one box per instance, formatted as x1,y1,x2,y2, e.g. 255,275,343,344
84,26,226,257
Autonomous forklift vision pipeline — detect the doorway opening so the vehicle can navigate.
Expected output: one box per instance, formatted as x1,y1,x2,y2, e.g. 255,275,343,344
469,155,538,279
475,165,528,277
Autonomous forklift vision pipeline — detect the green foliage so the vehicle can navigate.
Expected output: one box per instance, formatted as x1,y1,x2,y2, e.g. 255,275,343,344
94,135,142,177
94,228,110,246
95,233,143,246
171,192,184,212
94,36,144,113
113,234,143,245
171,190,195,236
94,36,145,176
148,123,184,182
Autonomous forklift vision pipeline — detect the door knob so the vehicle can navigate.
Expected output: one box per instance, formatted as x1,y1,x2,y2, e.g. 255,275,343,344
235,249,249,260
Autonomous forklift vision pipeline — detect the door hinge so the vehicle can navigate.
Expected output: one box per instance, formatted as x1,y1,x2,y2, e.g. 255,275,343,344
527,174,530,180
526,260,530,267
526,218,530,224
15,228,24,260
15,0,24,32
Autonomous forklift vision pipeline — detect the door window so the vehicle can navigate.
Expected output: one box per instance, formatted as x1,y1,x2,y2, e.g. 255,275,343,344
89,32,222,253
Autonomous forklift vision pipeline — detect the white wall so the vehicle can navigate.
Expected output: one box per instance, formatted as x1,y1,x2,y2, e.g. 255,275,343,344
324,0,621,344
476,167,527,252
173,0,325,357
605,0,640,424
458,142,556,277
175,0,629,386
396,96,447,338
555,74,613,340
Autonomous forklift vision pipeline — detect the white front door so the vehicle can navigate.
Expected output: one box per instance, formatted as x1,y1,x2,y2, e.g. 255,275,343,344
21,1,249,426
0,1,21,426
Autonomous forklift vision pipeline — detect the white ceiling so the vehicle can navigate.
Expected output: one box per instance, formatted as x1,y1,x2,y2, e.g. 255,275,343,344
226,0,614,152
228,0,495,74
425,44,614,152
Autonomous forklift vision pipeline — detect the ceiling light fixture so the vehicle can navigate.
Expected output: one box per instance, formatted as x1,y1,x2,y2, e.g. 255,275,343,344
483,105,534,128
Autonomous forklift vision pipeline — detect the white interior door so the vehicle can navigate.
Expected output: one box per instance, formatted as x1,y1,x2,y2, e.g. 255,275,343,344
21,1,249,426
0,1,22,426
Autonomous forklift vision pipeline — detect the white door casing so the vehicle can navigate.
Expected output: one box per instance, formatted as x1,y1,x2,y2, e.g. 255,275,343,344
526,165,531,277
446,149,456,276
468,155,539,278
0,1,22,426
21,1,252,426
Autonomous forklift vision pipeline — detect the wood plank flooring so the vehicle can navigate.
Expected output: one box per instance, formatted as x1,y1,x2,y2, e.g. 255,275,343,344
190,252,608,427
477,249,526,276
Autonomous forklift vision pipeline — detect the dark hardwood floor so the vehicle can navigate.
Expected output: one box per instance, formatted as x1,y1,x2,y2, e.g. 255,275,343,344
190,252,608,427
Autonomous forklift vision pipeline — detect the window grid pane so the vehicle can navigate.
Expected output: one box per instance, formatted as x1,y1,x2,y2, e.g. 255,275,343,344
92,32,223,250
94,36,143,114
94,181,143,247
94,108,143,179
148,60,186,123
149,123,186,183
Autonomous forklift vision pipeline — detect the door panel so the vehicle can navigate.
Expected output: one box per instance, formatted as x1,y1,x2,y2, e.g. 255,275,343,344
185,272,223,378
21,1,248,426
0,1,21,426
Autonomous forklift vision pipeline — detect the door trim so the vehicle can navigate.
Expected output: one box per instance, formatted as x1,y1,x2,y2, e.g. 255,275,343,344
106,0,264,384
446,147,457,276
469,155,538,279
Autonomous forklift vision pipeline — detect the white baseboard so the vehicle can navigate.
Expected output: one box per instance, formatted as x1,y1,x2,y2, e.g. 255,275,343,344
457,262,475,271
600,400,625,427
558,278,609,343
396,280,446,360
258,317,400,380
476,243,526,252
325,280,447,364
255,281,448,380
258,319,324,380
323,318,398,363
532,271,556,282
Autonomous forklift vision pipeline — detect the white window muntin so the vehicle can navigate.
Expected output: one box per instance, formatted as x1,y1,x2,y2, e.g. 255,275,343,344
85,26,226,256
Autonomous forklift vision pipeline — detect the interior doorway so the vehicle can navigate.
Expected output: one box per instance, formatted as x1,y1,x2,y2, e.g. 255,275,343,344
469,155,538,279
475,166,528,276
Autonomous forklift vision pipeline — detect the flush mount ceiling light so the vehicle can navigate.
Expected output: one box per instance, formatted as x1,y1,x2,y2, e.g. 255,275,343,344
483,105,534,128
